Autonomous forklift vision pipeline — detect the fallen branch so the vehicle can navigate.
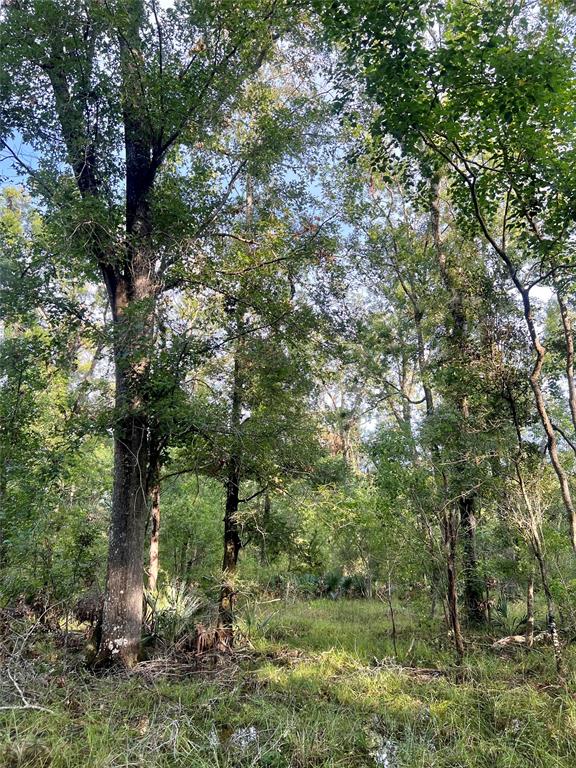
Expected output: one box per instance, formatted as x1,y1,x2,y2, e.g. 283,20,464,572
0,669,55,714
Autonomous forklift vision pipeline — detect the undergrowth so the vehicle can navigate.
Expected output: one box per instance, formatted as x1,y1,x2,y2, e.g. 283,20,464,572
1,599,575,767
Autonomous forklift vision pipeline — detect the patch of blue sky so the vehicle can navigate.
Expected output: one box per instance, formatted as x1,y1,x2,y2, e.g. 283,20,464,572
0,131,38,188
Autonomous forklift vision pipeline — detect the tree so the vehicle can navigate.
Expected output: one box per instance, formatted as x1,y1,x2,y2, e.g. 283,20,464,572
0,0,297,666
0,187,110,605
318,0,576,555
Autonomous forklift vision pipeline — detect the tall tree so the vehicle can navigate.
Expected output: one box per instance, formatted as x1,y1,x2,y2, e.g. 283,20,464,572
318,0,576,555
0,0,295,665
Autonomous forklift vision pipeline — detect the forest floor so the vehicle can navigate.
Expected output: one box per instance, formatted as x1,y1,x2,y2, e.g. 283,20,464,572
1,599,576,768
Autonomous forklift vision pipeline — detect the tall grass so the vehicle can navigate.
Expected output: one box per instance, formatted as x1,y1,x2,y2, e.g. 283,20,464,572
1,598,575,767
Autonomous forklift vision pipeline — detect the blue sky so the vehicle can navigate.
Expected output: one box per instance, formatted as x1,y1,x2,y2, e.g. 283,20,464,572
0,132,38,186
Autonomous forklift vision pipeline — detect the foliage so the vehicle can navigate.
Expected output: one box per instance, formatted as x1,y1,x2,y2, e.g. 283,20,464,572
2,600,576,767
146,579,206,647
1,3,576,760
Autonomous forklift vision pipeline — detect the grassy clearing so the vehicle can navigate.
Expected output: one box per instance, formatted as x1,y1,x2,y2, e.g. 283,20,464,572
1,599,575,767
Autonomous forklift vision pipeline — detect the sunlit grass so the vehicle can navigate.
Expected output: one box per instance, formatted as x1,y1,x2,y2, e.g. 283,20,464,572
1,599,575,767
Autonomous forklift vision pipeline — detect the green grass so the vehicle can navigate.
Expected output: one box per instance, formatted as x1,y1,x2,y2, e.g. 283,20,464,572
247,597,444,664
1,599,576,767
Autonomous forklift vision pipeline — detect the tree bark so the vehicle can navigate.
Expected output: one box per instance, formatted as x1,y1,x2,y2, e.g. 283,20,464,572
96,1,159,667
148,482,161,593
217,176,254,646
97,279,154,666
397,236,466,656
218,454,242,646
459,494,485,626
525,306,576,551
218,345,243,647
260,492,271,566
9,0,283,668
42,3,158,667
555,288,576,443
442,508,465,662
525,573,534,649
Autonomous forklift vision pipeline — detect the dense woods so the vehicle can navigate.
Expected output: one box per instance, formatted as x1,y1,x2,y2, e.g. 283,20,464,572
2,1,576,766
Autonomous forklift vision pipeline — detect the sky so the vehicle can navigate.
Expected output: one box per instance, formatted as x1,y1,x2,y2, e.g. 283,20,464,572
0,132,37,185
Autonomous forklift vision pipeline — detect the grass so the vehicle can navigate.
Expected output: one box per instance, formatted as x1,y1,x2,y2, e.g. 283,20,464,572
247,597,444,664
1,599,575,767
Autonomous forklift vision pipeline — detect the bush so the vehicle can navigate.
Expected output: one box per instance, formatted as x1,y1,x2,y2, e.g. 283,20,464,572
145,580,206,647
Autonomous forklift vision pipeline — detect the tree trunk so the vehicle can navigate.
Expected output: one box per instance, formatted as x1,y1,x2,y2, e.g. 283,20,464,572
508,399,566,680
555,288,576,445
217,177,253,647
526,574,534,649
98,428,149,666
218,455,242,646
97,1,158,666
536,553,564,679
385,574,398,657
528,331,576,551
443,508,465,662
218,346,243,647
96,199,155,667
459,494,485,626
532,536,565,680
148,482,160,593
44,0,159,668
402,240,466,655
97,312,152,666
260,493,271,566
465,183,576,552
431,175,487,627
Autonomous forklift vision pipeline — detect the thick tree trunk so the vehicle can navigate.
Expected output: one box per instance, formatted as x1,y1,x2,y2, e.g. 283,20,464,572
98,428,148,666
148,482,161,593
97,311,152,666
45,0,159,668
96,185,155,667
97,2,158,667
